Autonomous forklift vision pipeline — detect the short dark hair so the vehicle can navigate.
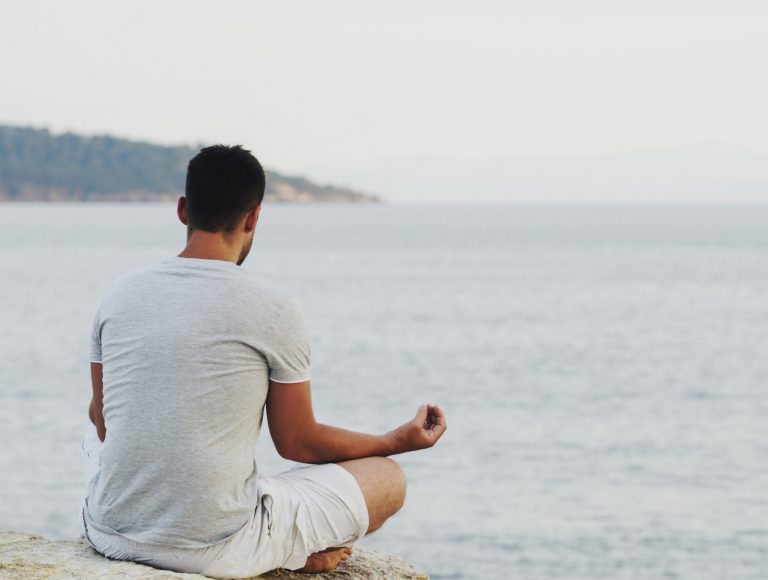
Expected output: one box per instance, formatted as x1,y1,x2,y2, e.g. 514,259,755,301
184,145,266,233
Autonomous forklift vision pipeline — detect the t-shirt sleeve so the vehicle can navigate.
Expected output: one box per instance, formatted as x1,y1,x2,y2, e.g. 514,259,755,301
266,295,311,383
90,309,102,363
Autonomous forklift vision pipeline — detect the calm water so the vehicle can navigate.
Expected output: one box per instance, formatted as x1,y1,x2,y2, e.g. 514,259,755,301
1,203,767,579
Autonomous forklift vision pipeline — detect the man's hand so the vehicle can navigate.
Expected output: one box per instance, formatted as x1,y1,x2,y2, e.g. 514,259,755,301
387,404,447,454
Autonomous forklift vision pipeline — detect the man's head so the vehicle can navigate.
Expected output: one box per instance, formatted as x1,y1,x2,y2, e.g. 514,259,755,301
179,145,265,265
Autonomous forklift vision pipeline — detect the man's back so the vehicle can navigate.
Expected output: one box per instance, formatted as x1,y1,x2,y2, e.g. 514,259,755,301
83,256,310,548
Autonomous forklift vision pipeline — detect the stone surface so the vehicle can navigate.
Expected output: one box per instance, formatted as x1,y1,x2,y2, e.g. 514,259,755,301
0,531,428,579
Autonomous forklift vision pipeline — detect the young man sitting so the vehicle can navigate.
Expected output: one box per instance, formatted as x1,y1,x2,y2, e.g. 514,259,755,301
81,145,447,577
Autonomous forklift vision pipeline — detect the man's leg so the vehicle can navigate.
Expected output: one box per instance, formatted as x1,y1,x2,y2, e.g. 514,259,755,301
336,456,407,534
295,457,406,574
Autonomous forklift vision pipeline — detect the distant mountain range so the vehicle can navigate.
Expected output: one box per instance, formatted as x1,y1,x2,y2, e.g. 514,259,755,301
0,125,379,203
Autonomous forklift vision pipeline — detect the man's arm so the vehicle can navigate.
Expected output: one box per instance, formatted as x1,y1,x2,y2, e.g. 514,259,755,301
89,362,106,442
266,380,446,464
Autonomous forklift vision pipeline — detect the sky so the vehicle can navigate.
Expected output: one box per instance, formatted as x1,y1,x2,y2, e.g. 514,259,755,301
1,0,767,203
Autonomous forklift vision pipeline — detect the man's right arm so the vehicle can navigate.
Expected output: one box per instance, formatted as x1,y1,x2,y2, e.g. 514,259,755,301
265,380,447,464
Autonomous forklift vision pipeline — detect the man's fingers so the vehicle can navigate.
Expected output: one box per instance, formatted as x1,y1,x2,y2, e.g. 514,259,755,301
414,404,429,426
430,420,447,436
426,404,447,429
430,404,447,428
423,421,446,446
402,403,447,448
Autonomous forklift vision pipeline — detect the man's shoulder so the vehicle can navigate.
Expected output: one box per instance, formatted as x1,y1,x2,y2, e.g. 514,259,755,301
98,261,163,298
235,269,299,309
98,258,301,312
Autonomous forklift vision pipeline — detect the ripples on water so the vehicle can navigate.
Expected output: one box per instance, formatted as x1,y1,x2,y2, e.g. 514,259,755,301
1,204,767,578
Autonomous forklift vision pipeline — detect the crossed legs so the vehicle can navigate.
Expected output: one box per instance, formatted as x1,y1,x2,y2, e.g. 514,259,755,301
296,457,407,573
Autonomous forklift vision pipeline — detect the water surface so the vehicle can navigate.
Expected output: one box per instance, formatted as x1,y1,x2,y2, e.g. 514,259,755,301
1,203,767,578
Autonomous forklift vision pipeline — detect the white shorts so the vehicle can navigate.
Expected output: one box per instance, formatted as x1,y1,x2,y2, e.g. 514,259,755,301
80,422,369,578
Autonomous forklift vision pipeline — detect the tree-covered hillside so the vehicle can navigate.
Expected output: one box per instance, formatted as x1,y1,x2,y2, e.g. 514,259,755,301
0,125,378,203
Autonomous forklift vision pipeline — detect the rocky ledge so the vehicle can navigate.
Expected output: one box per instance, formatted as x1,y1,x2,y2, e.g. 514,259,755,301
0,531,427,579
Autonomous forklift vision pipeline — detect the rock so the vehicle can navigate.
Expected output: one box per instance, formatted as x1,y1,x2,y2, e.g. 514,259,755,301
0,531,428,579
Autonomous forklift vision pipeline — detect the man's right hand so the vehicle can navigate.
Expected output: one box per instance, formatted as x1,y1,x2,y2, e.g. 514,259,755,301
387,404,447,454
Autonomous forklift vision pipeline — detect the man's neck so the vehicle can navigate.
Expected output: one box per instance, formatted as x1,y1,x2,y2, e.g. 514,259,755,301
178,231,241,264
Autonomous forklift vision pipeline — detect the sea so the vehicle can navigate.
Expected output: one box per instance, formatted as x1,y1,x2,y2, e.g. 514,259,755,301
0,203,767,579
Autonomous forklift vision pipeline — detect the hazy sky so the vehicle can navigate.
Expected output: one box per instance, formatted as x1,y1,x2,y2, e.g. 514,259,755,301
1,0,766,202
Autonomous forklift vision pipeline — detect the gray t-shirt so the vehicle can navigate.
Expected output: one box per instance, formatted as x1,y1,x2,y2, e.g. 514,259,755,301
83,256,310,548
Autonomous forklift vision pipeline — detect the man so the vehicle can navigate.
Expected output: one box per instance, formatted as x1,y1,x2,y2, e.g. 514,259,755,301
81,145,447,577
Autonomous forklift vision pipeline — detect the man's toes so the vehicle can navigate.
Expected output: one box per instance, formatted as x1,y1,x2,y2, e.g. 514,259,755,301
297,546,355,573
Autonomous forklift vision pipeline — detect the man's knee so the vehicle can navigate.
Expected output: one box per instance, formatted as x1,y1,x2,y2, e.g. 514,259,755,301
363,457,406,533
382,457,406,510
337,456,407,533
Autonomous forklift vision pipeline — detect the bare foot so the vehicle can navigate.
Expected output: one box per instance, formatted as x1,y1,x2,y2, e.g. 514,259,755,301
296,547,353,573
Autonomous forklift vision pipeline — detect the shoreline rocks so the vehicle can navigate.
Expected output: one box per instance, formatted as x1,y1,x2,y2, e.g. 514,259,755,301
0,531,428,579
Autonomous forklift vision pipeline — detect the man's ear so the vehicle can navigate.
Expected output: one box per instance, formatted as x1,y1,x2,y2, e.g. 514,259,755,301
244,205,261,233
177,196,188,225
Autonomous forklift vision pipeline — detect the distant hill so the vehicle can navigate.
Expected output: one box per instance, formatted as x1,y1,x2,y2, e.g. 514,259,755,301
0,125,379,203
